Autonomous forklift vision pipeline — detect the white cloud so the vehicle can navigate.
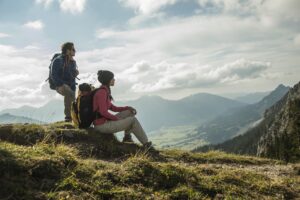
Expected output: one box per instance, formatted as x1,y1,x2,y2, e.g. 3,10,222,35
96,15,290,65
197,0,300,26
23,20,44,30
119,0,178,15
123,59,270,93
35,0,87,14
259,0,300,23
0,33,11,38
294,34,300,46
0,82,59,110
59,0,87,14
0,44,49,89
0,74,31,84
35,0,54,8
24,45,41,50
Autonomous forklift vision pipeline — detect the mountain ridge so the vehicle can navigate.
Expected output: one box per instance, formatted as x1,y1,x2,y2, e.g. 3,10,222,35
193,84,290,145
1,92,246,132
194,81,300,162
0,113,45,124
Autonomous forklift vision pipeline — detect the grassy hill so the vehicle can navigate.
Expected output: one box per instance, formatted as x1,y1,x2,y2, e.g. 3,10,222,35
0,123,299,199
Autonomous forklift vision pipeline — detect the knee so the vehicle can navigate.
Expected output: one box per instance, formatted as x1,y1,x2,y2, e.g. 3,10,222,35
125,110,135,117
127,116,137,123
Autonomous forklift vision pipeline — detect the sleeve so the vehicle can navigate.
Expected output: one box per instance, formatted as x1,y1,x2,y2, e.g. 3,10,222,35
94,90,119,121
110,104,129,112
51,59,64,87
70,61,78,76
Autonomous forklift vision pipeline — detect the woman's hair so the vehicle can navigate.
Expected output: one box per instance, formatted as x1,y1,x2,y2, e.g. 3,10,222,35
97,70,114,100
61,42,74,55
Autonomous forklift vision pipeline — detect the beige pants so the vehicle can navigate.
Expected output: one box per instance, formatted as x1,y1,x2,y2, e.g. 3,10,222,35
94,110,148,144
56,84,75,120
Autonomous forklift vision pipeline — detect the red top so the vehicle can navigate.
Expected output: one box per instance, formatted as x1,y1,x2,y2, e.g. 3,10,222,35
93,85,128,126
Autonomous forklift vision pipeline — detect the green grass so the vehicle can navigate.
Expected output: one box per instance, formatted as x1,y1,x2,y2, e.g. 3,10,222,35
0,123,299,199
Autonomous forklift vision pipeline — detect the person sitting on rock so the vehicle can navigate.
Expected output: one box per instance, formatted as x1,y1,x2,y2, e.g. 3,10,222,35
93,70,153,148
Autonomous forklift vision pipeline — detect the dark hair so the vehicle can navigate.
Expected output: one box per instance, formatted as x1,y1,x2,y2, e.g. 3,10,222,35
97,70,114,100
61,42,74,54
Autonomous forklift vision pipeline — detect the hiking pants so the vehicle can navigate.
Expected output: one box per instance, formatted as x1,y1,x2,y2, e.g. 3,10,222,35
94,110,148,144
56,84,75,120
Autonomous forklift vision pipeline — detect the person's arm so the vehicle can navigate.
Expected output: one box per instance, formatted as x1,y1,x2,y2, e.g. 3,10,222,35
94,90,119,121
110,103,129,112
111,104,137,115
51,59,64,87
71,61,79,78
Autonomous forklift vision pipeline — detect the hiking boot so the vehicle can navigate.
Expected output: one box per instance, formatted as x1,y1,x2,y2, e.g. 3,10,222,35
64,117,72,122
122,134,134,143
143,141,156,151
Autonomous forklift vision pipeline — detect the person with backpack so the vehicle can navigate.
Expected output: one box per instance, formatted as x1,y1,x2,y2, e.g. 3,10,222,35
93,70,153,148
49,42,79,122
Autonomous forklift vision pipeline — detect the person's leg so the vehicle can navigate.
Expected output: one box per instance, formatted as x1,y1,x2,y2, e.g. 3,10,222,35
115,110,134,141
56,84,75,121
115,110,134,119
94,116,148,144
127,117,148,144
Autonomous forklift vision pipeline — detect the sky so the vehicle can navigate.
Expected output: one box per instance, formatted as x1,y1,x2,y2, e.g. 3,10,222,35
0,0,300,110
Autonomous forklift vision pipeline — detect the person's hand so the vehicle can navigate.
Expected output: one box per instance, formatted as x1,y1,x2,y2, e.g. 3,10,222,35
56,85,64,94
128,106,137,115
75,69,79,77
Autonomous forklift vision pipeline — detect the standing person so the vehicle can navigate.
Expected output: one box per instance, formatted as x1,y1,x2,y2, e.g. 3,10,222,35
93,70,153,148
50,42,79,122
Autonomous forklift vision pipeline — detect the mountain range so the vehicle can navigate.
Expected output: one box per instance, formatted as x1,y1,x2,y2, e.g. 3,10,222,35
192,84,290,145
194,81,300,162
0,113,44,124
0,93,246,132
0,100,64,123
233,91,270,104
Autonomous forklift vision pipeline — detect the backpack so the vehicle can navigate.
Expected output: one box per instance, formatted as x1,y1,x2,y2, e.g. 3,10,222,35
71,83,104,129
46,53,62,90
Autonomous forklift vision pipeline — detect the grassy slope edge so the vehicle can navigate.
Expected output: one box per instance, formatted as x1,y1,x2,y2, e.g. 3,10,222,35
0,123,299,200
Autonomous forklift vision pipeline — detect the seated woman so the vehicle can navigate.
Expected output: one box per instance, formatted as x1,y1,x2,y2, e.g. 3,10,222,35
93,70,153,148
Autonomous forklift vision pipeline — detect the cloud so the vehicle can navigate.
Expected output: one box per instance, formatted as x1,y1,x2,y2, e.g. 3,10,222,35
35,0,87,14
96,15,290,66
0,33,11,38
0,74,31,84
197,0,258,15
197,0,300,26
119,59,270,93
294,34,300,46
35,0,54,8
23,20,44,30
0,44,49,90
119,0,178,15
24,45,41,50
59,0,87,14
0,82,60,110
258,0,300,22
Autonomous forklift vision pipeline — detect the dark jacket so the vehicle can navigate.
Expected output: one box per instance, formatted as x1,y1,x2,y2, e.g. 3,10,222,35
50,54,77,91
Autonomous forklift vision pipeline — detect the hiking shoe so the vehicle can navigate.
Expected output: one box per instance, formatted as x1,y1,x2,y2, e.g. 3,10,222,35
143,141,159,154
65,117,72,122
122,134,134,143
143,141,155,150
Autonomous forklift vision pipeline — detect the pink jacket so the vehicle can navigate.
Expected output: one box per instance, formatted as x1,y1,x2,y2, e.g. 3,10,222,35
93,85,128,126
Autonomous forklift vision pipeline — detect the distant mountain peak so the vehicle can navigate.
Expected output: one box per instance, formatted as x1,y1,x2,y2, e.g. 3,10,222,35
276,83,287,89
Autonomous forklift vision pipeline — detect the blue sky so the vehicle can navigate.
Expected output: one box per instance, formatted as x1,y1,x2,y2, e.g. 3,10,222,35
0,0,300,110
